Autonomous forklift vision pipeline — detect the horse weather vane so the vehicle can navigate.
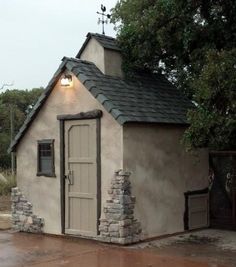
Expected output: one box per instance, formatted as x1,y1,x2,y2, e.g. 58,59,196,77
97,4,111,35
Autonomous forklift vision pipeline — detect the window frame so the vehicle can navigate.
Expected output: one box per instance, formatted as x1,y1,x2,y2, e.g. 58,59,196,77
37,139,56,177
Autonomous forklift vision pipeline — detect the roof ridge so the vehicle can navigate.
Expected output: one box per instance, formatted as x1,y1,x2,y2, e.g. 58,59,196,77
88,32,116,40
62,57,95,65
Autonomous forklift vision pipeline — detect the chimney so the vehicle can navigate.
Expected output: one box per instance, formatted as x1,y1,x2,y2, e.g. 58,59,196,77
76,33,123,78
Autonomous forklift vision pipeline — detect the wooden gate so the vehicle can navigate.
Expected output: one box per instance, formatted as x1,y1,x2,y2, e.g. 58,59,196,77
209,151,236,230
184,189,209,230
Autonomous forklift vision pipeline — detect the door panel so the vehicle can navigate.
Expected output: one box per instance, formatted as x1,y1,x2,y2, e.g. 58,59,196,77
64,119,97,236
188,194,209,229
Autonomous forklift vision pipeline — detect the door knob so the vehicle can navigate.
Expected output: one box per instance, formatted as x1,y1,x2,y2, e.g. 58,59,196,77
65,170,73,185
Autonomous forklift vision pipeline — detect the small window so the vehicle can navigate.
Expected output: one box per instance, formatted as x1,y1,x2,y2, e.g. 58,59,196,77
37,139,55,177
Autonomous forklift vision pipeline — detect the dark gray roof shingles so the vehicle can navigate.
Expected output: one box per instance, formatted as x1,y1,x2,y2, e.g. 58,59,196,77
9,56,193,152
66,57,193,125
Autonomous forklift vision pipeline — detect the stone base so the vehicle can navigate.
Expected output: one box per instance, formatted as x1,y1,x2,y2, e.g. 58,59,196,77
11,187,44,233
98,234,141,245
99,170,142,244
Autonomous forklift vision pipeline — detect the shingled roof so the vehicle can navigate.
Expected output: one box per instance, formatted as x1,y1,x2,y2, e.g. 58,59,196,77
9,56,193,152
76,32,121,58
67,57,193,124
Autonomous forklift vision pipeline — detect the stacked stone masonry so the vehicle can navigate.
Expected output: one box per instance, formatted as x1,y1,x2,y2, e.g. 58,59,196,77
11,187,44,233
99,170,142,244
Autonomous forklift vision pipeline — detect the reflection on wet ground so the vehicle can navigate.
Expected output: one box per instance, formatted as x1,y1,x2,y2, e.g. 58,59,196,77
0,230,235,267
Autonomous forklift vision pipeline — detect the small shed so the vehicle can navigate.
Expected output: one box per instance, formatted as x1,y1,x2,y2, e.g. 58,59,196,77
9,33,209,244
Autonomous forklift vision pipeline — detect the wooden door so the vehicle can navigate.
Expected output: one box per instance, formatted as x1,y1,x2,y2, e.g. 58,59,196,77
64,119,98,236
188,194,209,230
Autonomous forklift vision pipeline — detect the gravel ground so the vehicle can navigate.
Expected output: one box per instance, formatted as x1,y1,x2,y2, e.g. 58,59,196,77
0,195,11,212
131,229,236,267
134,229,236,251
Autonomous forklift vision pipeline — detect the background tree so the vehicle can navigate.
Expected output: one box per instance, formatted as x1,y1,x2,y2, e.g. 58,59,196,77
184,49,236,150
112,0,236,150
0,88,44,169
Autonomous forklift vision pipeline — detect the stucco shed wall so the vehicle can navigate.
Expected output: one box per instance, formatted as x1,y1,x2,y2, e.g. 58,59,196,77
80,37,123,78
104,49,123,78
80,38,105,73
16,75,123,235
123,124,209,239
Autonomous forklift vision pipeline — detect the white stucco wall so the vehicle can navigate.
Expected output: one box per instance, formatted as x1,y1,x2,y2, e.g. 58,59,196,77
16,75,123,234
80,38,105,73
123,124,209,239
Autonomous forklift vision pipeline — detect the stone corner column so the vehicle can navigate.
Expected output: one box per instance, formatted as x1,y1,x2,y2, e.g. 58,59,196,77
98,169,142,245
11,187,44,233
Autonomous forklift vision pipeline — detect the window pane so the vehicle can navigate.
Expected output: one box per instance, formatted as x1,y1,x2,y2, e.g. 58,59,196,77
38,140,54,175
39,144,52,157
40,157,52,173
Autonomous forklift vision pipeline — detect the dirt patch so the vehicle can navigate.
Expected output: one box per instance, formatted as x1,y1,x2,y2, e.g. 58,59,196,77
0,195,11,212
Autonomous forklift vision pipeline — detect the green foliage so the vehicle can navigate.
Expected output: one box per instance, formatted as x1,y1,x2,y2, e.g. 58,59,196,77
0,88,44,169
112,0,236,150
0,170,16,196
184,49,236,150
112,1,236,95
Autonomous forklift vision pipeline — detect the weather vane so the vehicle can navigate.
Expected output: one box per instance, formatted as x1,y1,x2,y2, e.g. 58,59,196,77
97,4,111,35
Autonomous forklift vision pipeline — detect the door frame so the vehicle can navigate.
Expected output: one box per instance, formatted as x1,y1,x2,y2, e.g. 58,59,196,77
57,110,102,235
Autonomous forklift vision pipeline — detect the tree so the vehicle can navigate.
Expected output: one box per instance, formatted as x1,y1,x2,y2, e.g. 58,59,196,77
184,49,236,150
0,88,44,169
112,0,236,149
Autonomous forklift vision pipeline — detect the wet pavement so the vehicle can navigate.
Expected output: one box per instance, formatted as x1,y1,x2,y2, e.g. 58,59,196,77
0,230,235,267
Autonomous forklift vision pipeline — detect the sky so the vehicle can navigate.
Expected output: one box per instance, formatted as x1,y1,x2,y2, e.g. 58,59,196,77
0,0,118,90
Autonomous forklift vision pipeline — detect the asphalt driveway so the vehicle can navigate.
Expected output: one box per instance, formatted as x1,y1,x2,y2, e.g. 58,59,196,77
0,229,235,267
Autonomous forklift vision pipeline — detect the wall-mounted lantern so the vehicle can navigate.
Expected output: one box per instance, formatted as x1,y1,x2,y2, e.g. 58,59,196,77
60,74,73,87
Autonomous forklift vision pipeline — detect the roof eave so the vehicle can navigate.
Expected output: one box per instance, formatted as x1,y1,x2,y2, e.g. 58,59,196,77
76,33,92,59
9,56,192,153
8,61,67,153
